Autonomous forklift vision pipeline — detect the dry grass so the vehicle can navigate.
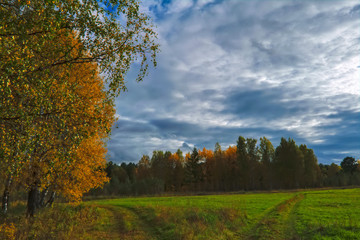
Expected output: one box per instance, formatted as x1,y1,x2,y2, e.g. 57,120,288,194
0,203,110,240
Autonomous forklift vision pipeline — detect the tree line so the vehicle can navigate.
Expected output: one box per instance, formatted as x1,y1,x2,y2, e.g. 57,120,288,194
90,137,360,196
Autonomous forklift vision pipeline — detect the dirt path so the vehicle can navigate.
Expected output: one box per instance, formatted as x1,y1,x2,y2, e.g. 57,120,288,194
121,206,165,239
245,193,305,240
94,193,305,240
96,204,163,240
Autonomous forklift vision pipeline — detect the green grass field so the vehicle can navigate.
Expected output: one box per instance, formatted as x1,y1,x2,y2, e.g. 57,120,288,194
86,188,360,240
3,188,360,239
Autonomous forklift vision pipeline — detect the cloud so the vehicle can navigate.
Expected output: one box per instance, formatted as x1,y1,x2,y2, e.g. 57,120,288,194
107,0,360,164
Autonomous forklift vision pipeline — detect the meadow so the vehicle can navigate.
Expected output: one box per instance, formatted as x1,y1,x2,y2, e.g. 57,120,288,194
1,188,360,239
88,188,360,240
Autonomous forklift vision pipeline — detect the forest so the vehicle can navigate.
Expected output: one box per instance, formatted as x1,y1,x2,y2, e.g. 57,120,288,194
90,137,360,196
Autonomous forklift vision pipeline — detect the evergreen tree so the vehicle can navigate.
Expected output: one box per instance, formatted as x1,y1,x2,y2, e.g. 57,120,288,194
274,138,304,188
300,145,320,187
258,137,275,189
185,148,202,190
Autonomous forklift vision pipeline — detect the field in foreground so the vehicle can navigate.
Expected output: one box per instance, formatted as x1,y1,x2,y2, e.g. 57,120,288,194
2,188,360,239
88,188,360,240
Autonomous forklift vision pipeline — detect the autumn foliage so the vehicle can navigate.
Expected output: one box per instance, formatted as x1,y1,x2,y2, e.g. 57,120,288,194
1,0,158,217
1,33,115,216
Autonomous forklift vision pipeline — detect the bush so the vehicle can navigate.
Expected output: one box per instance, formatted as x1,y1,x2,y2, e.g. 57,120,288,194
0,222,16,240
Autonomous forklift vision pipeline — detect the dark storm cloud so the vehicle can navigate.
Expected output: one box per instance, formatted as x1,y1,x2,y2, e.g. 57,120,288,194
222,87,298,119
149,118,204,136
311,110,360,163
113,119,156,133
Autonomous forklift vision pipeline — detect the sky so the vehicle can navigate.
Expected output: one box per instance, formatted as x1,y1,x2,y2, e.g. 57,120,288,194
107,0,360,165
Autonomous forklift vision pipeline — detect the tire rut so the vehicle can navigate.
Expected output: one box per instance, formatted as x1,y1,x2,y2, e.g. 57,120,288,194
121,205,165,240
246,193,305,240
97,205,160,240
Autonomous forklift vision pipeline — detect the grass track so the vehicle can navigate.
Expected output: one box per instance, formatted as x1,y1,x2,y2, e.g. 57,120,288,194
247,193,304,239
93,205,161,240
88,188,360,240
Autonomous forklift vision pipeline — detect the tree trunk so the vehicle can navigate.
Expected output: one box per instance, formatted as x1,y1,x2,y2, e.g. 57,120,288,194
39,188,49,208
1,175,13,215
45,191,56,207
26,183,40,217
